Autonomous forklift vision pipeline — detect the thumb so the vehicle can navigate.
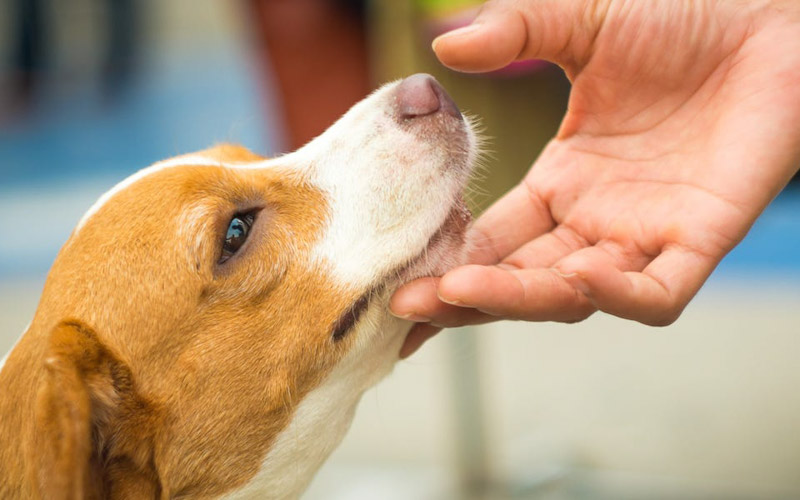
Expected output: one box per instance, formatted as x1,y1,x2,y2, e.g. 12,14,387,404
432,0,600,76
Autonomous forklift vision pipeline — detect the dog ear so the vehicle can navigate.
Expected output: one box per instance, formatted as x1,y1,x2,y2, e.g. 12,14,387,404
30,320,158,499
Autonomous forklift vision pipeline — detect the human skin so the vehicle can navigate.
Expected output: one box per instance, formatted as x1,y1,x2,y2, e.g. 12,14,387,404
391,0,800,357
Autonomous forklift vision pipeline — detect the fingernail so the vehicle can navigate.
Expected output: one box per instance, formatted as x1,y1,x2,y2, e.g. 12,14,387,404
432,23,481,50
437,292,464,306
391,311,431,322
551,268,577,279
551,268,590,296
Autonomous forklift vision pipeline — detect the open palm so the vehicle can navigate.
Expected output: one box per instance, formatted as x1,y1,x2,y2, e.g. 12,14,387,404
392,0,800,356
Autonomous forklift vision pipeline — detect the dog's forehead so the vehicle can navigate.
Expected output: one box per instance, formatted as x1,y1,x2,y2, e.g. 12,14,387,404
75,147,305,234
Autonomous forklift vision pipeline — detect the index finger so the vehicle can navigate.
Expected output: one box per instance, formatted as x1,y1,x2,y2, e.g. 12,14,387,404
438,264,597,322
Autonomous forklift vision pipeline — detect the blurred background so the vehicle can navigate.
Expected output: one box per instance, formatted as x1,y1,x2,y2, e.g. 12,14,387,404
1,1,799,498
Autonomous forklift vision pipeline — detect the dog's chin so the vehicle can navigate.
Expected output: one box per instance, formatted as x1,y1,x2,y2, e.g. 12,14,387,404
394,196,472,286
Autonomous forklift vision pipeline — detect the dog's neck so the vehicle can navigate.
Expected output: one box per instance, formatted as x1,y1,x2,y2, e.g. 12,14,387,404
222,318,407,498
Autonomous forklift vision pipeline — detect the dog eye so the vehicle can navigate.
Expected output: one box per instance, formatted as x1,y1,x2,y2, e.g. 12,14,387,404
220,213,255,263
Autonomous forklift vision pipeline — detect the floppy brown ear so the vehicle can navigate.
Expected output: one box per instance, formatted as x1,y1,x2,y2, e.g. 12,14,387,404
31,320,159,499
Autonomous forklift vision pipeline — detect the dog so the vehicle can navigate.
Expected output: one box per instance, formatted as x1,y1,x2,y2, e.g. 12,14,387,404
0,73,477,499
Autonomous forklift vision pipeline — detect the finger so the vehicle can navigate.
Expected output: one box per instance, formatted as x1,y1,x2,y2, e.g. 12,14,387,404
390,277,497,327
390,277,440,322
551,240,654,279
432,0,598,74
467,181,554,265
501,224,588,270
438,265,596,322
556,245,717,326
432,3,528,73
400,323,442,359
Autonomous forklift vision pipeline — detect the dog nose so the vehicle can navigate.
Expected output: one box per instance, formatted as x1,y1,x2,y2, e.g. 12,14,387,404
396,73,462,120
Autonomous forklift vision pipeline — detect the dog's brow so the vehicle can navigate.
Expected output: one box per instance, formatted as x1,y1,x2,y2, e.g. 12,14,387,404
76,155,224,233
178,202,219,272
75,155,282,235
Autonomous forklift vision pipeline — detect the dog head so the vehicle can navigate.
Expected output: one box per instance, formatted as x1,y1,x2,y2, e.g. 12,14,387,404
4,74,477,498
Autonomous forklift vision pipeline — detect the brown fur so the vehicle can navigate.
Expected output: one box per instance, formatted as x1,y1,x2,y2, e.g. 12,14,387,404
0,145,362,498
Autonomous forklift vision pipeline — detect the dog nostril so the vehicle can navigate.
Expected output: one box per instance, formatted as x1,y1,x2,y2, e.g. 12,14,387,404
396,73,462,120
396,74,440,118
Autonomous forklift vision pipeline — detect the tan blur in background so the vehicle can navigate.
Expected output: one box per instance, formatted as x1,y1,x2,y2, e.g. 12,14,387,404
1,1,799,499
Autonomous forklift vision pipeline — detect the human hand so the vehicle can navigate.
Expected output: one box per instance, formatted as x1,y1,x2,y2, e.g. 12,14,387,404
393,0,800,357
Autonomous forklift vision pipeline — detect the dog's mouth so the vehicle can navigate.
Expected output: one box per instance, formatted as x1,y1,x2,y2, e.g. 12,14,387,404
331,197,471,341
374,194,474,289
396,196,472,283
376,73,477,287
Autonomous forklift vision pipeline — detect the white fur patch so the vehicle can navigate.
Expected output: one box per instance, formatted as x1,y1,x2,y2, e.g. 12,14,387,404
295,81,474,290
